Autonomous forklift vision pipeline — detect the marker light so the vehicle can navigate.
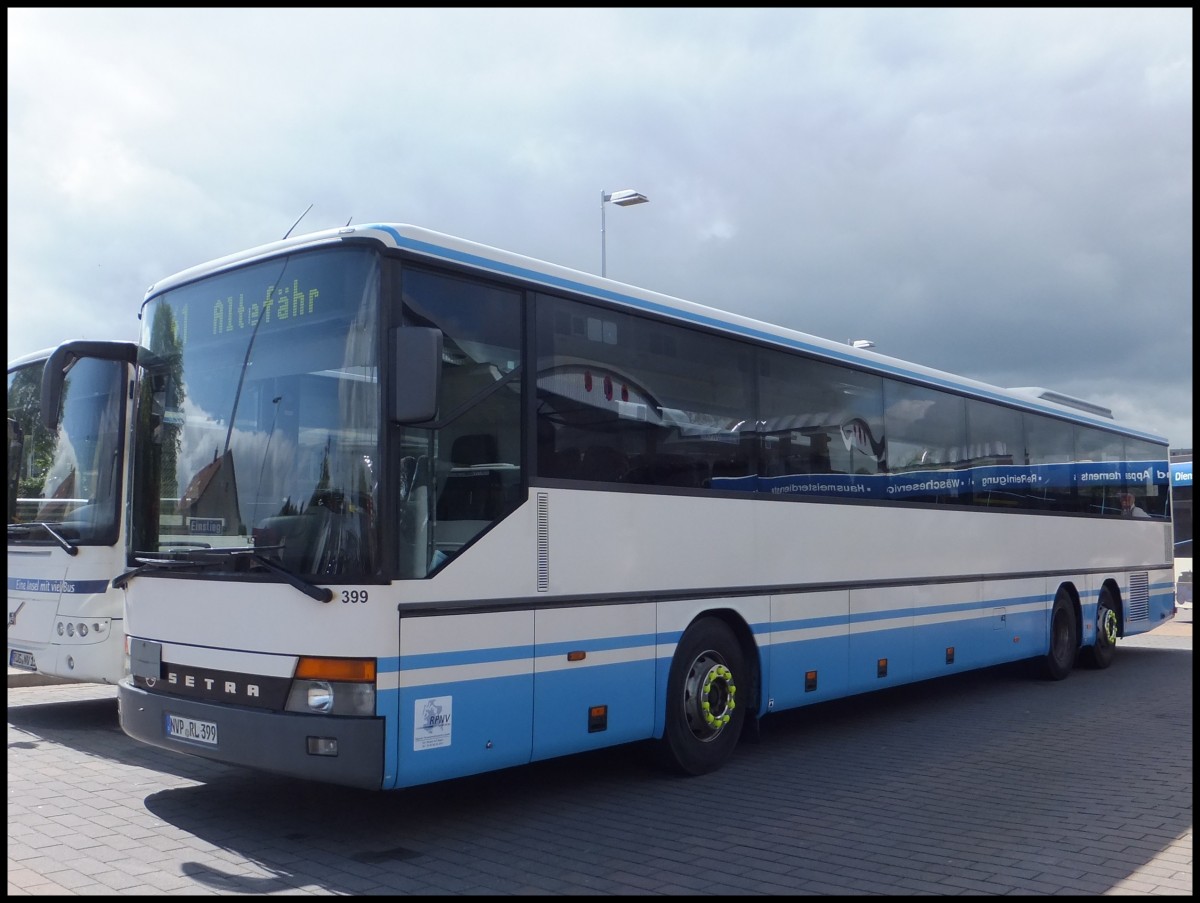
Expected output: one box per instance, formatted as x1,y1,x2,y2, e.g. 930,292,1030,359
295,657,376,682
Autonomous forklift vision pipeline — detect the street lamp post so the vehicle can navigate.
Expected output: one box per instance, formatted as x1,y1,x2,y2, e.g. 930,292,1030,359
601,188,649,277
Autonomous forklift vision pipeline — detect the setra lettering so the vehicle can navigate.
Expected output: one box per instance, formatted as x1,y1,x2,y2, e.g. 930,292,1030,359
164,669,261,700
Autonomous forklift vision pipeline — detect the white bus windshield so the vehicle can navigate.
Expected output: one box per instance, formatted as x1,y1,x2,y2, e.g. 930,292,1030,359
8,355,126,544
132,246,383,578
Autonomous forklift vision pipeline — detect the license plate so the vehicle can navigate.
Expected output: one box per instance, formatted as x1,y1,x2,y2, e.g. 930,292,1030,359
9,649,36,671
165,713,218,746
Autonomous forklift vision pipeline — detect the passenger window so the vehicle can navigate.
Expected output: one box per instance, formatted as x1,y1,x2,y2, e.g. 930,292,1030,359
534,293,753,491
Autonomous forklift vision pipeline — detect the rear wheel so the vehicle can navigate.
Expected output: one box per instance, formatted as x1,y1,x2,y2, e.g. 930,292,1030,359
1041,588,1078,680
658,617,747,776
1081,585,1119,669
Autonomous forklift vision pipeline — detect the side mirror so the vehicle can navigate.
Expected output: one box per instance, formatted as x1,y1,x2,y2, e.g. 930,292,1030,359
40,340,141,431
391,328,442,424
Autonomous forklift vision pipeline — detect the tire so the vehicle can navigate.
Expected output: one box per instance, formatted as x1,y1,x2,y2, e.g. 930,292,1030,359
1081,586,1119,669
1041,588,1078,681
658,617,747,776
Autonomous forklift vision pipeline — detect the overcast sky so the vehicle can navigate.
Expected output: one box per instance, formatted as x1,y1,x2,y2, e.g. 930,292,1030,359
7,8,1193,449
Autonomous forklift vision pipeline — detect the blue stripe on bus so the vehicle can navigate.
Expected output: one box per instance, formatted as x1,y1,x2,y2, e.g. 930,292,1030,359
377,578,1176,681
398,644,535,670
534,633,659,657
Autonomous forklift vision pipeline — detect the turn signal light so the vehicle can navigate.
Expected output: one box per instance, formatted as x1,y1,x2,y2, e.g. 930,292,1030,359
295,656,376,682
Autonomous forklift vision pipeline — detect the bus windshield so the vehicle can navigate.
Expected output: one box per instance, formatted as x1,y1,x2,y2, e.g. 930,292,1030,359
8,354,126,544
131,246,383,578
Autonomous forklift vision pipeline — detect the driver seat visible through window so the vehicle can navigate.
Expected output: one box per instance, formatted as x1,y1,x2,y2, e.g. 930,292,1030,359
437,433,503,521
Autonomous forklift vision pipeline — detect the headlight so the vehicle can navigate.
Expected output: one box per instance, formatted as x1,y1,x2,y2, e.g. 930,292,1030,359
285,679,375,716
284,657,376,716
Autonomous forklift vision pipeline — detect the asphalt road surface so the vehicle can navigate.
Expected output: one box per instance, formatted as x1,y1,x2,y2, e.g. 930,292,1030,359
8,616,1191,895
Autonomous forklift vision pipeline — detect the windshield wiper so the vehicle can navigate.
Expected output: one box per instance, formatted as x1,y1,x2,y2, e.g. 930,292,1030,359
111,556,196,588
226,547,334,603
113,546,333,603
6,522,79,555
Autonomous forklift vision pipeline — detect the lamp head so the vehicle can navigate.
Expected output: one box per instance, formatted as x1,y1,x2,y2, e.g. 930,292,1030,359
604,189,649,206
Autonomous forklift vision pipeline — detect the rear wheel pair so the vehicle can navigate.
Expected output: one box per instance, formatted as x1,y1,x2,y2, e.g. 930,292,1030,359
1042,585,1119,679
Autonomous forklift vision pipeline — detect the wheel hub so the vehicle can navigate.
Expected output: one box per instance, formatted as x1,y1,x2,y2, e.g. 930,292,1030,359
683,653,736,741
1100,607,1118,645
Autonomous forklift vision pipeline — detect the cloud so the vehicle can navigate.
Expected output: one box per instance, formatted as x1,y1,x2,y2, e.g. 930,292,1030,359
6,8,1192,448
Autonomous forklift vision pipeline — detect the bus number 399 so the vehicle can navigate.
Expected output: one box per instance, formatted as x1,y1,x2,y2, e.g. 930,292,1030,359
341,591,368,604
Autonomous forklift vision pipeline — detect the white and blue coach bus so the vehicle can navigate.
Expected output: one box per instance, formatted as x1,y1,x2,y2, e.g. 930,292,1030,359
8,341,139,684
101,224,1175,789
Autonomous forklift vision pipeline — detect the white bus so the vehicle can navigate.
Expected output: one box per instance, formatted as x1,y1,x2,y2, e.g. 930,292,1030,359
8,341,139,684
107,224,1176,789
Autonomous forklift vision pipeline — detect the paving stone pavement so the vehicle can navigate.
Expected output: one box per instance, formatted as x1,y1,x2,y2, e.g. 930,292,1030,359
8,616,1191,895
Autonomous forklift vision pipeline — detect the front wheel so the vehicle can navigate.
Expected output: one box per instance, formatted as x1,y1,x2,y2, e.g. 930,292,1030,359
658,617,747,776
1041,588,1078,681
1081,586,1119,669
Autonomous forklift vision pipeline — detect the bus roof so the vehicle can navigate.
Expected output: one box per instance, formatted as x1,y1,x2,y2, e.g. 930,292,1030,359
7,347,56,370
143,223,1168,445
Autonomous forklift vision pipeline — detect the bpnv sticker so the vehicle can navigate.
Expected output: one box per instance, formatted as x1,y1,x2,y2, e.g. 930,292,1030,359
413,695,452,750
